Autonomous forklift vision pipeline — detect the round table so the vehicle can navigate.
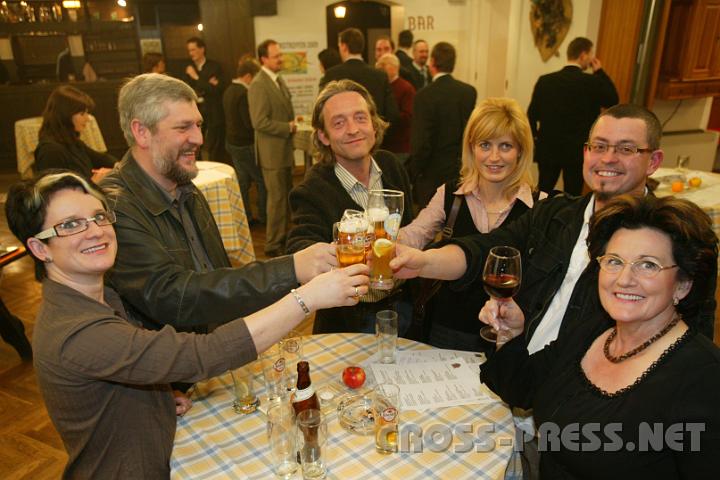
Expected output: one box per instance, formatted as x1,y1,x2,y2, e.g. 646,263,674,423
170,333,514,479
192,161,256,265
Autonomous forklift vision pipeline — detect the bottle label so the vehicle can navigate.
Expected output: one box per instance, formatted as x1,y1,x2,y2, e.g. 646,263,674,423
293,385,315,403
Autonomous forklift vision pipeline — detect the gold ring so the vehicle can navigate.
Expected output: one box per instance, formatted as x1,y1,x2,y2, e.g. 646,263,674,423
354,286,359,297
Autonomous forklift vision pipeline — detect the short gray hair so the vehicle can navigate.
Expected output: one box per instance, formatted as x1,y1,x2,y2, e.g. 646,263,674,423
375,53,399,69
118,73,198,146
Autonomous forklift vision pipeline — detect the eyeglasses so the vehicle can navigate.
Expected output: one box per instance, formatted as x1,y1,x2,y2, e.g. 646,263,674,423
584,142,654,157
596,254,678,279
34,211,116,240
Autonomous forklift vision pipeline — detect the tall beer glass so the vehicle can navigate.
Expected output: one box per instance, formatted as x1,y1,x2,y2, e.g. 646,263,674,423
367,189,403,290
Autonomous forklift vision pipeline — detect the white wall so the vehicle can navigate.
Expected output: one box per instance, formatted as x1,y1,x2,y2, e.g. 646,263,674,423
506,0,604,110
254,0,605,109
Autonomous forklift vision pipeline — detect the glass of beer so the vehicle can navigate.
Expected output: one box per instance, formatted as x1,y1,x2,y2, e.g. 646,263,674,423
373,383,400,454
230,365,260,414
333,217,367,268
367,189,404,290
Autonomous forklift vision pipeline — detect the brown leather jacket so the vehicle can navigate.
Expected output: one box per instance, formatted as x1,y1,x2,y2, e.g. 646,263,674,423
101,151,298,331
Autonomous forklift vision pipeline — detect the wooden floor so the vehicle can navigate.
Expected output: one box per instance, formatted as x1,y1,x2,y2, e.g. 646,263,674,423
0,170,719,478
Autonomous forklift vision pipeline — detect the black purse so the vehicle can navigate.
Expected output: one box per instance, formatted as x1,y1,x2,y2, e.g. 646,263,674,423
405,194,463,342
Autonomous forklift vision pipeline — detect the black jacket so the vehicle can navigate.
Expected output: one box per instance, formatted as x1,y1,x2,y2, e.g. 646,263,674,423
320,59,400,126
182,59,226,128
286,150,414,253
449,193,716,341
409,74,476,186
35,136,116,179
223,82,254,147
101,151,298,330
527,66,618,162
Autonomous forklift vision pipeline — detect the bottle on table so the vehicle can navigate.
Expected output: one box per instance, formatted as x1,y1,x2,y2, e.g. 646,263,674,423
291,361,320,415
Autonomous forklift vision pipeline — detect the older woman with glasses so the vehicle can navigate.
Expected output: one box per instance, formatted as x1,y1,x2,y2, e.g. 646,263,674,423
479,195,720,478
6,171,369,478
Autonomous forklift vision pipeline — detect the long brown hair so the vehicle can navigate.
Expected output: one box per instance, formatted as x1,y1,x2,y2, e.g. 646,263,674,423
38,85,95,146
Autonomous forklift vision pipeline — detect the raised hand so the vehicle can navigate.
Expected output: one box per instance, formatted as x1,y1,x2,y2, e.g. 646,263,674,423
293,242,338,284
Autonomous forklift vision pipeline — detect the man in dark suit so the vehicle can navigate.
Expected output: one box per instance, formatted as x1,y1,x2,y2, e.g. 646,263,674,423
407,39,431,91
248,39,297,257
528,37,619,195
395,30,414,71
409,41,476,207
321,28,399,127
223,57,266,225
182,37,226,163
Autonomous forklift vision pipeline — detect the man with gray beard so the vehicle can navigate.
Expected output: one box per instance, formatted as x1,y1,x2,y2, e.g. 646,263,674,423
101,74,337,336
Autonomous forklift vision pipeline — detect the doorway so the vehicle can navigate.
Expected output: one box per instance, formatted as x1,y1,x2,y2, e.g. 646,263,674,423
326,1,391,64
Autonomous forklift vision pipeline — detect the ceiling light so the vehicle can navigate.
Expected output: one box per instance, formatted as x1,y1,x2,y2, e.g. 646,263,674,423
334,6,346,18
117,0,127,7
62,1,82,8
197,23,203,31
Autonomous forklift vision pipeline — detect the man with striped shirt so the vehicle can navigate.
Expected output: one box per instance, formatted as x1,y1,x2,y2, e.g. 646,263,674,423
286,79,415,334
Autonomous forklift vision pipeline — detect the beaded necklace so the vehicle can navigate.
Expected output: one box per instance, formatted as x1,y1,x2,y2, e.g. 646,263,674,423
603,315,680,364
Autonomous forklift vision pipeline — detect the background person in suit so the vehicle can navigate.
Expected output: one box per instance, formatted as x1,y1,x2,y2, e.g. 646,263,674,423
528,37,619,195
396,30,414,71
318,48,341,74
223,57,266,225
321,28,399,127
408,39,431,91
409,42,477,207
248,39,297,257
182,37,226,163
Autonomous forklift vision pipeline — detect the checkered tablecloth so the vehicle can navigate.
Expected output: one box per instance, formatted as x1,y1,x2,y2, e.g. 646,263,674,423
171,333,515,480
652,168,720,267
193,161,256,265
14,115,108,179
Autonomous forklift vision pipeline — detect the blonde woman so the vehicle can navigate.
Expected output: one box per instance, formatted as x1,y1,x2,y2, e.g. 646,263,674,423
399,97,546,350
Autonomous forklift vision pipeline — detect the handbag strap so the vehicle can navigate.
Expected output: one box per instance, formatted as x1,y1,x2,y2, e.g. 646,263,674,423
441,194,463,240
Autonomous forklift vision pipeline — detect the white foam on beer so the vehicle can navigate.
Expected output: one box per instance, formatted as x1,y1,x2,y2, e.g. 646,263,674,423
367,207,389,223
339,217,368,233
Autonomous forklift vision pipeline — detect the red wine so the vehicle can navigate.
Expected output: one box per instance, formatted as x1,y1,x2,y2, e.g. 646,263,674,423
483,273,520,298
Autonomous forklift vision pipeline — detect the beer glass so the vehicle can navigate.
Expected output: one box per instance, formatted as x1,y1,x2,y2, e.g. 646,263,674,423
296,409,328,479
230,365,259,414
333,219,366,268
280,330,303,391
375,310,398,364
260,344,289,407
373,383,400,454
267,404,298,479
367,189,404,290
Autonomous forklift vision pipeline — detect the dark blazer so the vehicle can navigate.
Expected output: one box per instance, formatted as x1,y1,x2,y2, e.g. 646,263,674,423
409,74,476,204
407,63,430,92
527,66,618,160
396,49,413,70
222,81,254,147
320,58,400,126
182,59,225,128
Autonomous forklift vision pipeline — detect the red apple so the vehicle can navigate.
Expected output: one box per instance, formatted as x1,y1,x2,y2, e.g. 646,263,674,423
342,366,366,389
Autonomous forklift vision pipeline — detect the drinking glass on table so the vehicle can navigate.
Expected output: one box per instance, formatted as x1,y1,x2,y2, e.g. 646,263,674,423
230,365,260,414
367,189,404,290
373,383,400,454
480,246,521,344
296,409,328,479
280,330,303,392
260,343,289,407
375,310,398,364
267,404,299,479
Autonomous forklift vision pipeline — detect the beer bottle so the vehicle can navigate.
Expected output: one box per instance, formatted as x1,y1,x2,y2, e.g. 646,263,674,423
291,361,320,415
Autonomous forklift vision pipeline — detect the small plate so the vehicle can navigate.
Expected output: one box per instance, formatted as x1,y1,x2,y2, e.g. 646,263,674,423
337,392,375,435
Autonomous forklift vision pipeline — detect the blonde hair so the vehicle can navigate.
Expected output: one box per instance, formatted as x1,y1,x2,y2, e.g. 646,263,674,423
458,97,535,196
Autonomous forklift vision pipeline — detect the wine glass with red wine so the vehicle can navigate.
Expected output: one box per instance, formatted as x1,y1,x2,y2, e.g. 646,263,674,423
479,246,521,343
